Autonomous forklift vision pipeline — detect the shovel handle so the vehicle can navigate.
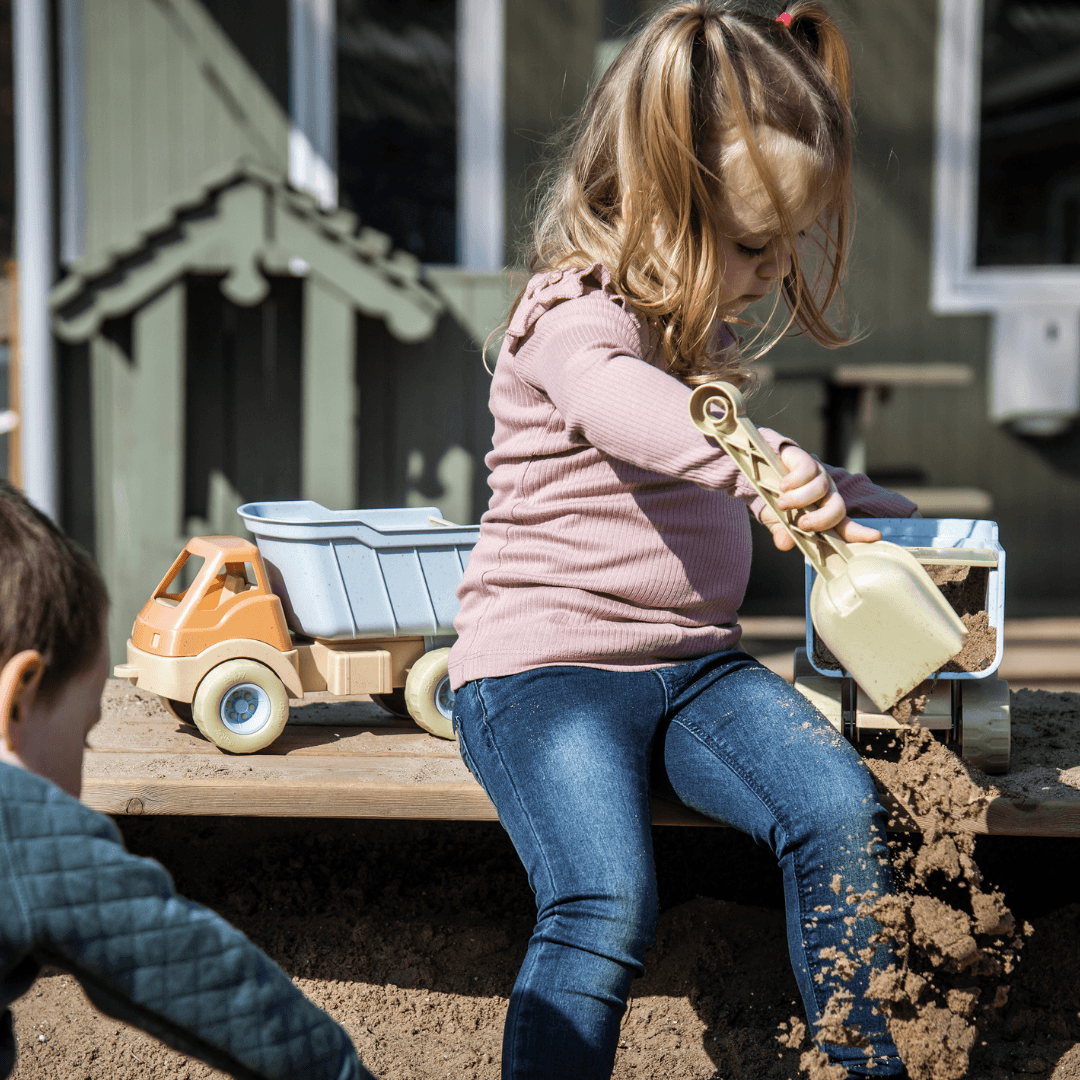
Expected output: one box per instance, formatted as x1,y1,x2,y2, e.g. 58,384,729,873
688,382,851,580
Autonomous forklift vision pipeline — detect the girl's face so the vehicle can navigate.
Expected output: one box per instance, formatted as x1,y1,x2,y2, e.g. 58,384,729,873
716,196,821,316
714,138,827,316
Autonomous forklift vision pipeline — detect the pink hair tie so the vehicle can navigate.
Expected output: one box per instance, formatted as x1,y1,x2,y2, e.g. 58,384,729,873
776,11,793,26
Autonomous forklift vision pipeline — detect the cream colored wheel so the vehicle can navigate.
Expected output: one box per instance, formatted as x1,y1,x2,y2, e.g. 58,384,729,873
192,659,290,753
404,648,455,740
960,678,1010,775
158,695,193,724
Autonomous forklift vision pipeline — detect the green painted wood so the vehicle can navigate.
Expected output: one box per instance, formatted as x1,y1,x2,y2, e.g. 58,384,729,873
302,280,357,511
89,333,118,661
423,268,526,358
92,283,188,666
355,311,495,529
271,208,440,343
139,0,169,224
77,0,288,267
52,173,442,345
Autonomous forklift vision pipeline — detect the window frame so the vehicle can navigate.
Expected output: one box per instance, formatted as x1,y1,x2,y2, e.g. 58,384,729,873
932,0,1080,313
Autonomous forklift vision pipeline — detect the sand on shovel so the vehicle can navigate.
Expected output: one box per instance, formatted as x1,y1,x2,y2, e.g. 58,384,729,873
813,564,998,716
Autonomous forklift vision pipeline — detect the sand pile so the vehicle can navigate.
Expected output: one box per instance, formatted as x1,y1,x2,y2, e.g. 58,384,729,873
868,726,1031,1080
786,724,1033,1080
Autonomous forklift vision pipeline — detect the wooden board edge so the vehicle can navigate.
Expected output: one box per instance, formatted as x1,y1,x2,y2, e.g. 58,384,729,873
82,776,725,826
82,777,501,820
81,778,1080,835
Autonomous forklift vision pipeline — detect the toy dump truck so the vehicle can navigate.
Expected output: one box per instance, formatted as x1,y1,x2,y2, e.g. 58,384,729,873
114,502,478,753
792,517,1010,774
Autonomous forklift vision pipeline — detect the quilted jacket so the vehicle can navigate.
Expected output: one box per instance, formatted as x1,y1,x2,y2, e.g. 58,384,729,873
0,762,373,1079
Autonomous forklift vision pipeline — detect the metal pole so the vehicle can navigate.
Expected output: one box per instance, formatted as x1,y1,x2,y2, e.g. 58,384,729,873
12,0,58,517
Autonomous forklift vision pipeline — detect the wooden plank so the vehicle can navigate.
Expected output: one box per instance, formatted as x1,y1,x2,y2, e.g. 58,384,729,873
83,777,498,820
88,682,1080,833
82,774,712,826
738,616,805,639
93,282,188,667
90,722,465,759
82,768,1080,835
829,364,974,387
1003,618,1080,642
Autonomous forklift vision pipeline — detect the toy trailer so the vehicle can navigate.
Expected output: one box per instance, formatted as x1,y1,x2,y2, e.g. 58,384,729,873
114,503,479,754
792,518,1010,774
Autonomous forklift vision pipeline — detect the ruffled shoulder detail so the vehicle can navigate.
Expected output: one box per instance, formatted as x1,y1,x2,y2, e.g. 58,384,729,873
504,263,625,355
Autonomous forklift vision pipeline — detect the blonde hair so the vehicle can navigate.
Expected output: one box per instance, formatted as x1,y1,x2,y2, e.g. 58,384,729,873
520,0,855,389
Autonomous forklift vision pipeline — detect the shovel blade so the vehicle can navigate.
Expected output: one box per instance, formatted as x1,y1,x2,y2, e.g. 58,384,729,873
810,541,967,712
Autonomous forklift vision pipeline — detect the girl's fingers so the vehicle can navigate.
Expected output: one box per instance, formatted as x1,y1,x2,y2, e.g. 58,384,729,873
792,490,847,532
778,447,819,491
759,507,797,551
776,447,832,510
776,470,832,511
762,486,883,547
835,518,882,544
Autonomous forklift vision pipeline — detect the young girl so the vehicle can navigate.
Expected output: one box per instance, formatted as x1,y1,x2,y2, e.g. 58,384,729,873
449,4,915,1077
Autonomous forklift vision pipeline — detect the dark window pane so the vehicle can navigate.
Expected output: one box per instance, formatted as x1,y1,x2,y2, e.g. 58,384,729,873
337,0,457,263
200,0,290,112
977,0,1080,266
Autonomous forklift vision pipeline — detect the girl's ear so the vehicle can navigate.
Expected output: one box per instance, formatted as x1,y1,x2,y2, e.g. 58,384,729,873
0,651,45,755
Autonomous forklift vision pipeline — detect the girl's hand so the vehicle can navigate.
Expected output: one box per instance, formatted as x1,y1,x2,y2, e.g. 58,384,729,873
759,446,882,552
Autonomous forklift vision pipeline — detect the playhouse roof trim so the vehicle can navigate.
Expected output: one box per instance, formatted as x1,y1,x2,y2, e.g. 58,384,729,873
50,160,444,344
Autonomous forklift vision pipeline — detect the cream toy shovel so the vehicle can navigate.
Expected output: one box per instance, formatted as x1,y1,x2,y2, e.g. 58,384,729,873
688,381,966,712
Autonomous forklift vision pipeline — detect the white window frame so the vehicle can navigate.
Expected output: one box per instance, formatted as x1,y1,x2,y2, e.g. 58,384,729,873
290,0,337,210
932,0,1080,313
456,0,505,272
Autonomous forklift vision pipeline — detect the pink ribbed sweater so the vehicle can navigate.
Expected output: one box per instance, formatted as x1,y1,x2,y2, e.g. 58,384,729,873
448,265,916,690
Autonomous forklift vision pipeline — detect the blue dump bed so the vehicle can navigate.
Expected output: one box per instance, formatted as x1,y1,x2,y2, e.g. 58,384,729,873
804,518,1006,680
238,501,479,640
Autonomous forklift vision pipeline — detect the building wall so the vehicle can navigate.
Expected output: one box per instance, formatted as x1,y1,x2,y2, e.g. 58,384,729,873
72,0,288,263
504,0,603,260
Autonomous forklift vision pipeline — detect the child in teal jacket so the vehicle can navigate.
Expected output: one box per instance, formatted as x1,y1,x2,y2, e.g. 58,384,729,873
0,479,374,1080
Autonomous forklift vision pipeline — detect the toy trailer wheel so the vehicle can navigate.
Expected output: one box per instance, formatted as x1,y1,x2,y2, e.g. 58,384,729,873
959,678,1010,775
404,648,455,740
158,696,193,724
192,659,291,754
372,688,411,718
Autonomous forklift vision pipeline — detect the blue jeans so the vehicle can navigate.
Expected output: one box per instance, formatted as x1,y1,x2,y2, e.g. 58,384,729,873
452,652,902,1080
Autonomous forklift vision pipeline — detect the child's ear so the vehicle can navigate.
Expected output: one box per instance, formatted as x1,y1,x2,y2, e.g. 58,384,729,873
0,651,45,755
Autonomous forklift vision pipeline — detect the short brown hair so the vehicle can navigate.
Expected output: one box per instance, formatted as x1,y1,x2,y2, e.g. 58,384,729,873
0,479,109,697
